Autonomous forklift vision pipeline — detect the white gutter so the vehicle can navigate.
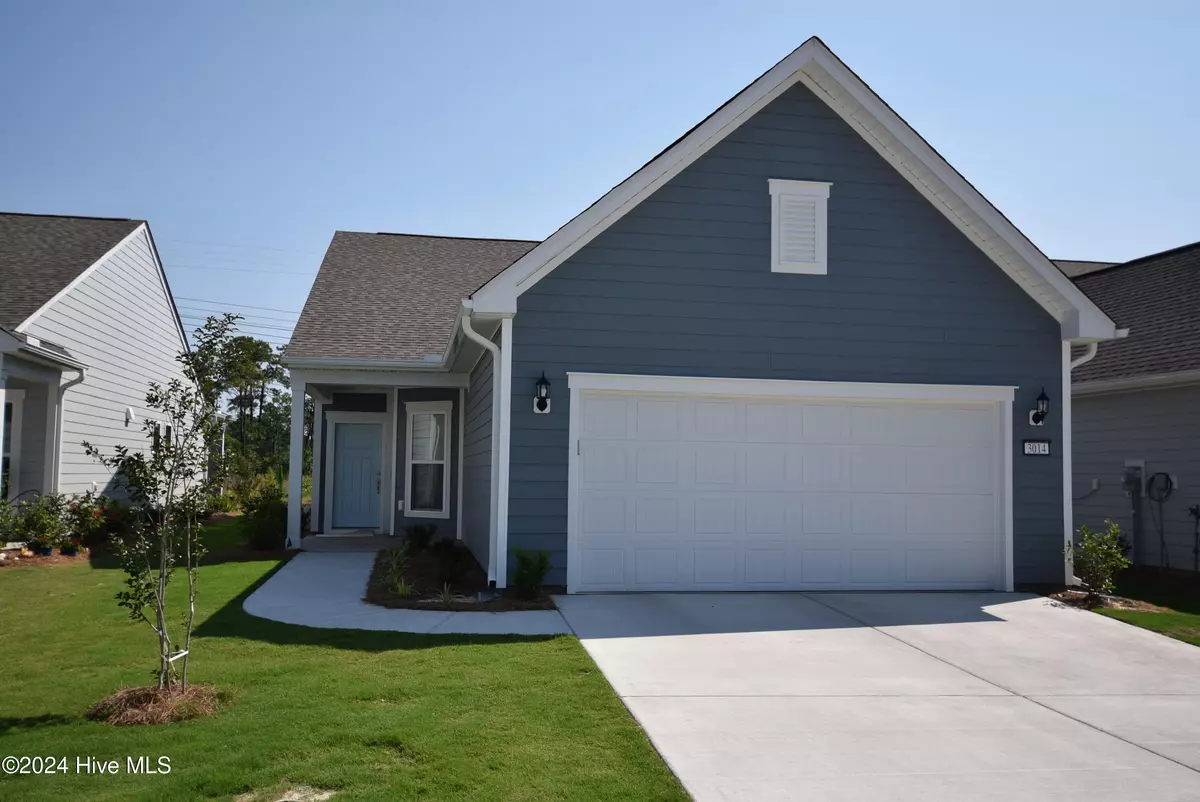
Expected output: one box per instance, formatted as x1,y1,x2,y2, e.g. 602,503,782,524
281,355,448,370
460,300,502,586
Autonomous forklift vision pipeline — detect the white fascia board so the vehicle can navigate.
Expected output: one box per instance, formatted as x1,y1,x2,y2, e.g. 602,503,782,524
289,367,469,388
567,372,1015,403
468,38,1116,342
16,223,148,334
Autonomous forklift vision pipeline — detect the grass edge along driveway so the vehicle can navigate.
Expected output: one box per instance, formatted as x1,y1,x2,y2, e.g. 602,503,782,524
0,554,685,801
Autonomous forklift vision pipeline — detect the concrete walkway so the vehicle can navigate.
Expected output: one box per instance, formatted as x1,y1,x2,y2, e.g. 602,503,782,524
556,592,1200,802
243,552,571,635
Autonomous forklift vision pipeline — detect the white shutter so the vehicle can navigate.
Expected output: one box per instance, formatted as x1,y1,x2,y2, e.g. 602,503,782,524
769,179,831,274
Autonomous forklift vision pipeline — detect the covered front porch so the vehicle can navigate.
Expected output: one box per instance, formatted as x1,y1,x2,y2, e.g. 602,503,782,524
0,332,87,502
286,367,468,551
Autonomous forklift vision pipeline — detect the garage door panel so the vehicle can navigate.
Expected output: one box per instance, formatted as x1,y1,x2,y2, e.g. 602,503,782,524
572,387,1005,592
695,446,738,485
635,446,677,483
694,400,739,440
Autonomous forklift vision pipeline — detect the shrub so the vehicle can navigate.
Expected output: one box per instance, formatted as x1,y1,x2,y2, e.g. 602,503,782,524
1066,520,1130,596
379,545,409,587
432,538,472,585
206,492,239,515
241,485,287,550
66,491,109,546
11,493,68,551
405,524,436,553
512,548,550,600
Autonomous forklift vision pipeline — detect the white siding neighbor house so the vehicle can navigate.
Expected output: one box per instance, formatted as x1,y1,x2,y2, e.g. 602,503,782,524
0,213,190,500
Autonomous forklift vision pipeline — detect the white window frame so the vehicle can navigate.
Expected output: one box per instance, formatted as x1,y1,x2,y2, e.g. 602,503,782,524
404,400,453,520
769,178,831,275
2,389,25,501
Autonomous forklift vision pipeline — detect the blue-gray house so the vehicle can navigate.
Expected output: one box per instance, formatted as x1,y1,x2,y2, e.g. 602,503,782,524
283,38,1118,593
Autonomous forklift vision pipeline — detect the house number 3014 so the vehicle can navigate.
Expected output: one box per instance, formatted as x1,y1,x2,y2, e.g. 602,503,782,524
1023,440,1051,456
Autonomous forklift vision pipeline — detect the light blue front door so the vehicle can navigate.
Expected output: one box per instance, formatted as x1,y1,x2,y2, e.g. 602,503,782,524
333,423,382,529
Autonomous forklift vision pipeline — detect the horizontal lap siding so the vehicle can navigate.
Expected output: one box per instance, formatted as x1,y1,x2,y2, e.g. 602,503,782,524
462,351,494,571
1073,387,1200,573
23,228,189,497
509,81,1063,586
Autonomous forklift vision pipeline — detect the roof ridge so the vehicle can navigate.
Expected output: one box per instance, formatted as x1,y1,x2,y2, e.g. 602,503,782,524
338,230,540,244
0,211,142,223
1076,239,1200,280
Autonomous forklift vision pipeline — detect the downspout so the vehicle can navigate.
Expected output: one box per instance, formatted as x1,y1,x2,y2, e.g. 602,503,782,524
1070,328,1128,371
49,367,86,494
460,301,501,586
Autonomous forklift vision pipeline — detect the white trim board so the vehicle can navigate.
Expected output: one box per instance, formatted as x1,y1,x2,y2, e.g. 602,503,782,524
402,400,453,520
322,409,394,535
566,372,1016,403
468,38,1115,343
564,372,1015,593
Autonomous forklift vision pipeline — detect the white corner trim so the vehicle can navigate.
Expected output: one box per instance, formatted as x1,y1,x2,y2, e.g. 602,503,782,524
769,178,830,276
456,386,465,540
16,223,147,334
494,318,514,588
1001,394,1015,592
1061,342,1077,586
323,410,392,534
466,38,1115,342
403,400,453,520
566,372,1015,403
565,381,582,593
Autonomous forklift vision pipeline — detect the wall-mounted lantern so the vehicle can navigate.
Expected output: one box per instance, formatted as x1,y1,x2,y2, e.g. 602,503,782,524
534,372,551,414
1029,388,1050,426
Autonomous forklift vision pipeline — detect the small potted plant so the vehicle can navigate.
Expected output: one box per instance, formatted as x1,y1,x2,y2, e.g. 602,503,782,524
60,536,84,557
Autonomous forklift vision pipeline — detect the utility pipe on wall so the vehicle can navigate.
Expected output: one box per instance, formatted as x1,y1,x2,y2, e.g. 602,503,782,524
48,367,86,494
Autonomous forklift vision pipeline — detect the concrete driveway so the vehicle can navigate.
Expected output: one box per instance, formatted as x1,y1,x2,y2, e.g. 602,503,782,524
555,593,1200,801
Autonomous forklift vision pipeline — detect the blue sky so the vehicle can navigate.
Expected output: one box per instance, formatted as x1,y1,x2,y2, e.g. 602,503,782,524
2,1,1196,344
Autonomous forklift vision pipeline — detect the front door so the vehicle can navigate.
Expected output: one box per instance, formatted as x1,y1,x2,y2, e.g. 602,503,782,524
333,422,382,529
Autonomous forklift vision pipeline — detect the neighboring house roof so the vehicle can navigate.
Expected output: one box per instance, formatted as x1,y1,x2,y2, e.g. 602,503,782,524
1072,241,1200,385
469,37,1117,341
1054,259,1117,278
288,232,539,363
0,213,143,330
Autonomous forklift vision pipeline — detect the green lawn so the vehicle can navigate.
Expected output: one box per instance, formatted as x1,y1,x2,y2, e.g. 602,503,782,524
0,549,683,800
1095,571,1200,647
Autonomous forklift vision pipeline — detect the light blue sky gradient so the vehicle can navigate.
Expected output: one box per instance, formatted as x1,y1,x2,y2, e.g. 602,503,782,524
2,1,1196,341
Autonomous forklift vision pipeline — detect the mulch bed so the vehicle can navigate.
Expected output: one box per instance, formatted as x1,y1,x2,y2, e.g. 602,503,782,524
1047,589,1170,612
0,548,89,569
365,547,560,612
86,684,225,725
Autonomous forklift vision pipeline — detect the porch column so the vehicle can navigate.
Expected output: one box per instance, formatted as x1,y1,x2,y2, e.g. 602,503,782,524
309,392,325,535
286,377,306,549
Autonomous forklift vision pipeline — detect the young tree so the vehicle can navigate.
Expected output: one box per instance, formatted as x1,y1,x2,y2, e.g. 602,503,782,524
85,315,238,691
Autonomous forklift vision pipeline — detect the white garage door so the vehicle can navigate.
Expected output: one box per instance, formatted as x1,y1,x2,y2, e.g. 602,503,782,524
567,376,1012,593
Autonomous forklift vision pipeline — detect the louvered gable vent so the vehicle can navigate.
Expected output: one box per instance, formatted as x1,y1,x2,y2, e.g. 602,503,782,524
769,179,831,275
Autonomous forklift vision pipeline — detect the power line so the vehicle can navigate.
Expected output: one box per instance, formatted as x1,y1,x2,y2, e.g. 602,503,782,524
179,315,295,334
177,305,298,323
166,263,314,277
160,237,324,256
173,296,303,315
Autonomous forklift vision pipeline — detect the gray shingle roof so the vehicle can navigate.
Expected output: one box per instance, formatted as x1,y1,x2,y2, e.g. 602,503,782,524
1054,259,1117,278
0,213,143,329
287,232,539,362
1072,241,1200,383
